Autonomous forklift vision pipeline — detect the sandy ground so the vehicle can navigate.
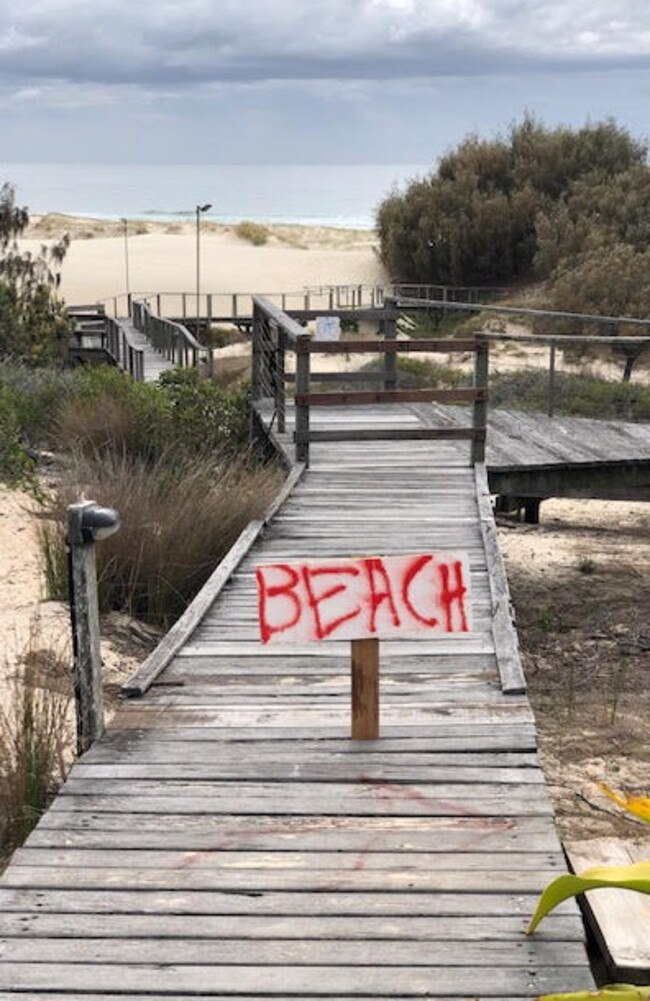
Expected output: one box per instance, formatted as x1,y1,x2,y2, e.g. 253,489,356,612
1,481,647,841
20,215,385,305
499,497,650,840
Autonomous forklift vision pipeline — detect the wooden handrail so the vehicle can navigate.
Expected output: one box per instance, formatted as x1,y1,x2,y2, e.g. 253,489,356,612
295,387,486,407
297,337,481,354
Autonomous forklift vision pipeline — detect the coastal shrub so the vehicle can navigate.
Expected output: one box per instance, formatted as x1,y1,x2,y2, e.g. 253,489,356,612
0,182,72,365
0,362,77,448
41,447,283,626
377,117,648,285
0,624,71,862
361,356,466,389
54,367,170,462
158,367,250,454
489,368,650,421
235,221,269,246
545,243,650,382
0,384,35,488
51,366,250,462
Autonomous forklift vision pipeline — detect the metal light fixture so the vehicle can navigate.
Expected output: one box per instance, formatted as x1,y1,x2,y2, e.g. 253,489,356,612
196,202,213,333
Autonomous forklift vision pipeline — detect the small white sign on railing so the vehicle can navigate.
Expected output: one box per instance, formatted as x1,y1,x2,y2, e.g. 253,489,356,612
315,316,341,341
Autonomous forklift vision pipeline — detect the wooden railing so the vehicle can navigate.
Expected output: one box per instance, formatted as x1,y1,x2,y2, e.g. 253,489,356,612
131,299,207,370
99,283,513,322
105,316,145,382
251,296,488,467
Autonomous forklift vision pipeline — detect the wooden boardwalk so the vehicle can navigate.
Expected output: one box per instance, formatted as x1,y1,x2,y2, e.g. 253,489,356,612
416,403,650,503
0,403,595,998
116,317,174,382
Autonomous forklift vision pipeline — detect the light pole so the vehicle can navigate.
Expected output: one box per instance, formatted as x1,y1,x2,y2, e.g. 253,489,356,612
121,217,130,310
196,203,212,334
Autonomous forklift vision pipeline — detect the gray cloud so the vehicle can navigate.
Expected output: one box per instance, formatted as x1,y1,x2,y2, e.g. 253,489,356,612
3,0,650,96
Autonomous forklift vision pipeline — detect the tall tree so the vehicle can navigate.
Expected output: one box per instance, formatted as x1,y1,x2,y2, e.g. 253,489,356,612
0,183,71,365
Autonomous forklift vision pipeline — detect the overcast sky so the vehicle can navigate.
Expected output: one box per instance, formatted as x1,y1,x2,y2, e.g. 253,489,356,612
3,0,650,165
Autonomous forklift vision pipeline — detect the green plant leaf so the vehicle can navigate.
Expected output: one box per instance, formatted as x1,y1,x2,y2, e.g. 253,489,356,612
536,986,650,1000
527,862,650,934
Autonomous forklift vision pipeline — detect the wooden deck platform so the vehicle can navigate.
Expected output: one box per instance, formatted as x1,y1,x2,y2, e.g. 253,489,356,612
0,404,595,998
414,403,650,502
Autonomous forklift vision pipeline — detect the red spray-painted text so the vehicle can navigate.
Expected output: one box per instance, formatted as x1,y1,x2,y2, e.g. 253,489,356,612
256,552,472,644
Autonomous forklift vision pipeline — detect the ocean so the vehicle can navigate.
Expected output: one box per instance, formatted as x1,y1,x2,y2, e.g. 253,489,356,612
2,162,428,231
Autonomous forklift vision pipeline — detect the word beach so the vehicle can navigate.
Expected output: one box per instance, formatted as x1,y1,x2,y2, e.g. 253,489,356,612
256,552,472,644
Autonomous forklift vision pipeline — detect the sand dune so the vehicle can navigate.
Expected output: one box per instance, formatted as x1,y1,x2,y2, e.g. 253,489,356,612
20,216,386,305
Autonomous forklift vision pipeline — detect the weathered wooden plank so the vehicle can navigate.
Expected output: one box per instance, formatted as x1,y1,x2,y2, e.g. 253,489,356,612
0,886,580,917
302,337,482,354
0,865,564,893
0,936,588,967
24,822,560,854
11,849,564,873
474,464,527,694
566,838,650,983
99,724,538,749
0,911,584,941
299,427,485,443
69,763,544,784
0,962,593,996
295,388,484,407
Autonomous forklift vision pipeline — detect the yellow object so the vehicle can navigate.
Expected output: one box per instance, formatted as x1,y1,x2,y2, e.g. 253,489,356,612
599,784,650,825
536,987,650,1000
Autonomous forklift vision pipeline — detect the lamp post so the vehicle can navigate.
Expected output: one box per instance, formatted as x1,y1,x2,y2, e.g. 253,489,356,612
121,217,130,308
196,202,212,335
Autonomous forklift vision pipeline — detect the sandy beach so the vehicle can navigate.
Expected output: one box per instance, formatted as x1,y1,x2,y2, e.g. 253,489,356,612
21,215,386,305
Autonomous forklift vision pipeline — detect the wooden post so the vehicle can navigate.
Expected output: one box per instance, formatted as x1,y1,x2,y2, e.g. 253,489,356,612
276,327,286,434
471,334,488,465
548,340,557,417
383,308,397,391
295,336,310,465
351,638,379,740
67,502,104,755
251,302,262,401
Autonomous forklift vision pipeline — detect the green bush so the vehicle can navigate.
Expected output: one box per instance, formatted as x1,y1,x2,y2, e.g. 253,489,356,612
377,117,647,286
489,368,650,421
361,356,466,389
0,362,77,448
0,182,72,366
235,221,269,246
157,367,250,454
0,384,35,487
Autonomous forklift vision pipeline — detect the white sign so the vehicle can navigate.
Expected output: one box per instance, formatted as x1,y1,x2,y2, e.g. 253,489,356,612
256,552,472,644
315,316,341,341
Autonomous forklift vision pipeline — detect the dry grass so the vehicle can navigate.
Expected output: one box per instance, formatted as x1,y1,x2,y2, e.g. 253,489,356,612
0,619,72,864
40,447,283,626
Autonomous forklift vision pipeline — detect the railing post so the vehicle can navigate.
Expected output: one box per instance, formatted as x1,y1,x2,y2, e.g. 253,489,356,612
251,302,263,400
295,335,311,466
156,293,161,316
67,502,117,754
548,340,557,417
383,304,397,391
276,327,286,434
182,293,187,320
471,333,488,465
